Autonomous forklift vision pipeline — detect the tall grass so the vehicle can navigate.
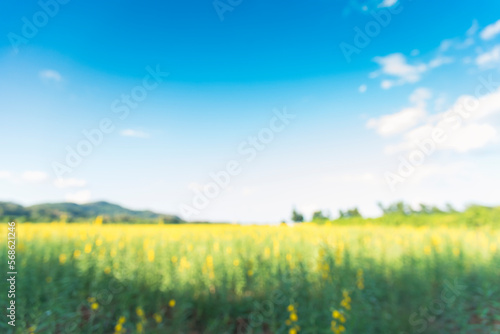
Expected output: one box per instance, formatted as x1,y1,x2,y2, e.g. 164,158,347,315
1,221,499,333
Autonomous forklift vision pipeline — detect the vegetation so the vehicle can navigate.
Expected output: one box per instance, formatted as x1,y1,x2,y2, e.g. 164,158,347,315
291,208,304,223
0,201,181,224
2,208,500,333
313,202,500,227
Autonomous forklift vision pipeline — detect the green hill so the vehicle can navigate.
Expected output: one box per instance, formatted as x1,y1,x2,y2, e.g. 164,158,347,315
0,201,182,224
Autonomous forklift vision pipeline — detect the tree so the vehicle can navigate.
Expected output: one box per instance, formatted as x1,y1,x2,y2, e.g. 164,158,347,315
312,210,328,221
291,208,304,223
378,201,412,215
339,207,362,219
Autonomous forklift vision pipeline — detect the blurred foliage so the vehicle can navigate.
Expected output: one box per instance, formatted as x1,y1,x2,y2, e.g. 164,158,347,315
0,201,182,224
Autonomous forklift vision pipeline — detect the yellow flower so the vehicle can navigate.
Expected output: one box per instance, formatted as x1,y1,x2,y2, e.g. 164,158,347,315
28,326,36,333
118,316,126,324
233,259,239,266
340,290,351,310
289,328,297,334
206,255,214,268
290,312,298,322
91,302,99,310
73,250,81,258
247,270,254,276
136,307,144,317
169,299,176,307
171,256,178,263
148,249,155,262
136,322,143,333
153,313,162,323
104,267,111,274
285,319,291,326
114,323,122,332
59,254,67,264
332,310,340,319
84,243,92,253
287,304,295,312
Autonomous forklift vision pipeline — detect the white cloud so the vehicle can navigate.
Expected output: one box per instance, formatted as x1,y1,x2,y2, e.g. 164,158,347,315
0,170,12,180
428,56,454,68
367,88,430,136
442,123,497,152
372,54,451,89
373,53,426,83
437,21,477,53
381,80,394,90
22,171,48,182
439,39,454,52
358,84,367,93
367,107,426,137
120,129,150,138
54,178,87,188
480,19,500,40
65,190,91,204
0,171,12,180
39,69,62,82
476,45,500,68
467,20,479,37
409,88,432,107
381,87,500,154
378,0,398,7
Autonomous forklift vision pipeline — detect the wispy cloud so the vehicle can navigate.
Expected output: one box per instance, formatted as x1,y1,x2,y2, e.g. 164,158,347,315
65,190,91,204
375,87,500,155
54,178,87,188
367,88,430,136
480,19,500,40
0,171,12,180
39,69,62,82
371,54,451,89
476,45,500,68
22,171,48,183
120,129,150,138
378,0,398,7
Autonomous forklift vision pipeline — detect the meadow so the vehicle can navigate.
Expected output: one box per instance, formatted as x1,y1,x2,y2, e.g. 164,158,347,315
1,214,500,333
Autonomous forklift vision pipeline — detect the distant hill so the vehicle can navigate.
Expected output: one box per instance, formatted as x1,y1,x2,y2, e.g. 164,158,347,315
0,201,182,224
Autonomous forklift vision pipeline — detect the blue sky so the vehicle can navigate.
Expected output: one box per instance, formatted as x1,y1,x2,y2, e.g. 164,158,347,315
1,0,500,223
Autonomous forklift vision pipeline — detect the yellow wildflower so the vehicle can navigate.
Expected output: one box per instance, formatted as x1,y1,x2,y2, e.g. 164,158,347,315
153,313,162,323
136,307,144,317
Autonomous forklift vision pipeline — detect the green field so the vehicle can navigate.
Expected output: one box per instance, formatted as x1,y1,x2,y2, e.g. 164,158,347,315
2,209,500,333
